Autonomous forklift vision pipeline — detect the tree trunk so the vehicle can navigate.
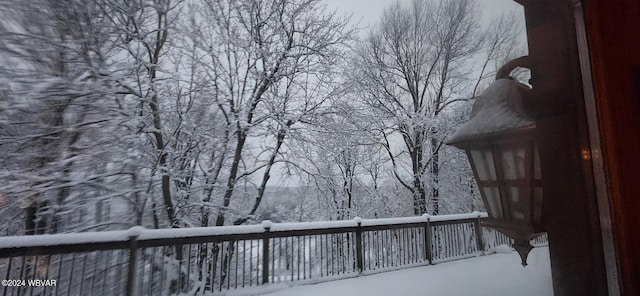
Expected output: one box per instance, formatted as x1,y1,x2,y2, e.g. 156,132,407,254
430,138,440,215
215,132,247,226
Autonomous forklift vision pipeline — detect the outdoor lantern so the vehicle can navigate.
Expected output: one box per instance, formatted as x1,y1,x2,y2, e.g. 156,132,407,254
448,58,544,266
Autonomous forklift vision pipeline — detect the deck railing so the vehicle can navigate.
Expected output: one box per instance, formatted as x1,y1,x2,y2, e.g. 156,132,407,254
0,213,547,296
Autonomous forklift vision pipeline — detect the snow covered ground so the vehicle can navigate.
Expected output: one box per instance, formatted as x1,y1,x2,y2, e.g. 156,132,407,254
239,246,552,296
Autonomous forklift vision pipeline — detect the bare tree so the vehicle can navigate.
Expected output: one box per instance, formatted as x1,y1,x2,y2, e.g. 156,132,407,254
351,0,481,215
288,115,365,220
95,0,186,228
285,96,412,220
0,0,136,234
472,9,527,97
186,0,354,226
0,0,525,243
350,0,523,215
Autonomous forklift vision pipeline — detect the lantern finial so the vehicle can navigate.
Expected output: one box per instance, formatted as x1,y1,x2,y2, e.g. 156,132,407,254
513,239,534,266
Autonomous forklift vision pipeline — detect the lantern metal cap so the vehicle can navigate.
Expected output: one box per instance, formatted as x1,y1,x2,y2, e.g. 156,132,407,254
448,78,534,145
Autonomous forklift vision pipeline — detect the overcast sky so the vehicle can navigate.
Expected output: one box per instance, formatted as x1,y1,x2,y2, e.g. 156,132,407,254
324,0,523,29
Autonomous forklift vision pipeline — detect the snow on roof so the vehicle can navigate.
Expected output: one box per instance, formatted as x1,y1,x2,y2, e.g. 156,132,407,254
448,79,534,145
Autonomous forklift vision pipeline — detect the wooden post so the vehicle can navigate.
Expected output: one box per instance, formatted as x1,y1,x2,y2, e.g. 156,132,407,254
262,221,271,285
521,0,609,294
474,213,485,255
423,214,433,264
354,217,363,273
126,227,143,296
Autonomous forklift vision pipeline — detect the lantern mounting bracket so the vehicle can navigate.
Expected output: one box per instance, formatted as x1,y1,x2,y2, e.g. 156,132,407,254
496,55,532,80
496,56,536,117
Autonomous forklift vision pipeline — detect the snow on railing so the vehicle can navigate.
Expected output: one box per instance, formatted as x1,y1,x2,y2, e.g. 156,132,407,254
0,213,547,296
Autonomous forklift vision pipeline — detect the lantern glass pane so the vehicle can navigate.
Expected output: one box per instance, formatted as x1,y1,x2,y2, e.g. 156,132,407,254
513,211,525,221
533,186,543,223
500,147,526,180
510,187,527,221
483,186,502,219
509,186,520,203
470,149,497,181
534,145,542,180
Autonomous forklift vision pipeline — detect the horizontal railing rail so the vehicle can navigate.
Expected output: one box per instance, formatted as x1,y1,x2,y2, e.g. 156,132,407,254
0,213,548,296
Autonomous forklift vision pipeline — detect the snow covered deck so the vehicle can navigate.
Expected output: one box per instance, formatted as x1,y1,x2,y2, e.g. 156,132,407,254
232,247,552,296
